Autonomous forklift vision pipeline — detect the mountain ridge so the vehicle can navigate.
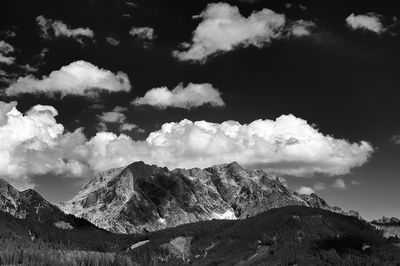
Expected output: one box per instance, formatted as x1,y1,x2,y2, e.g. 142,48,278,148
0,177,97,230
60,161,355,234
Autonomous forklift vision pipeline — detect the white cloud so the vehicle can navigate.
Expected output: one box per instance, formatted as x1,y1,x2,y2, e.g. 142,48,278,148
332,178,346,189
113,106,128,112
132,83,225,109
97,106,142,133
173,3,286,62
313,182,326,191
0,40,15,65
125,1,137,7
0,101,90,189
239,0,261,3
0,54,15,65
120,123,139,132
105,36,120,46
5,60,131,97
0,102,374,189
141,116,373,176
345,13,385,34
290,20,316,37
98,106,128,124
391,134,400,144
129,26,155,40
0,40,14,54
98,111,126,124
297,186,315,195
36,15,94,42
96,122,108,132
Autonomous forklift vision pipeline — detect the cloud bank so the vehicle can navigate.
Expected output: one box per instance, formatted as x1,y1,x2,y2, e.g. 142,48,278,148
5,60,131,97
0,101,373,188
132,83,225,109
346,13,386,34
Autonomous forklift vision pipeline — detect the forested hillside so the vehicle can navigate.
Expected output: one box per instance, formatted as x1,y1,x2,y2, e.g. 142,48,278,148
1,206,400,265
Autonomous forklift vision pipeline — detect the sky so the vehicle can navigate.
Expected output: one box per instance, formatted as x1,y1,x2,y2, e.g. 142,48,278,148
0,0,399,221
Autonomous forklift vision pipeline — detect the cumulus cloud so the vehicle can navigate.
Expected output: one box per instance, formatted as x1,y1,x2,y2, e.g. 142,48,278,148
345,13,386,34
285,3,307,10
105,36,120,46
0,40,15,65
290,20,316,37
142,116,373,176
36,15,94,42
313,182,326,191
297,186,315,195
173,3,315,62
173,3,286,62
239,0,261,3
390,134,400,144
332,178,346,189
132,83,225,109
0,102,374,188
0,101,90,188
98,108,127,124
120,123,139,132
129,26,155,40
97,106,142,133
5,60,131,97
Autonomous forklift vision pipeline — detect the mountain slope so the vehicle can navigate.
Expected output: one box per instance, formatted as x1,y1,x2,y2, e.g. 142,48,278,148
0,178,96,230
60,161,344,234
1,205,399,265
128,206,400,265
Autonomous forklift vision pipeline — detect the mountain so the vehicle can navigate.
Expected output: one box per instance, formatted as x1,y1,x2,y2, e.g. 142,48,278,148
60,161,349,234
372,216,400,226
0,178,96,230
371,216,400,239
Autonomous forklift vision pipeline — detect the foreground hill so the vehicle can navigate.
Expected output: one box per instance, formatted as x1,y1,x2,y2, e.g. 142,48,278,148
1,206,399,265
60,161,352,234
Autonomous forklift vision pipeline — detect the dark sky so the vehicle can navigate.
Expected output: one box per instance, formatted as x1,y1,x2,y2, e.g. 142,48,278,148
0,0,399,220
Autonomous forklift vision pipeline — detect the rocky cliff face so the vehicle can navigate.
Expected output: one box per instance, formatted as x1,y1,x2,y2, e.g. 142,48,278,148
0,178,96,229
60,161,339,234
0,178,61,222
372,216,400,226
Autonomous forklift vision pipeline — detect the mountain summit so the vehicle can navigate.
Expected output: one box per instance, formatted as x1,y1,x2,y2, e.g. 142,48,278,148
60,161,340,234
0,178,60,222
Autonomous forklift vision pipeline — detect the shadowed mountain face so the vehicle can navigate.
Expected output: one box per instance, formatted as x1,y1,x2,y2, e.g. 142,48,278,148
0,178,96,230
0,178,60,222
60,161,342,234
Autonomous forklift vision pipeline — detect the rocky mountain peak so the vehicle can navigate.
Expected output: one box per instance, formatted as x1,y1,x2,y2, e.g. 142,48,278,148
372,216,400,225
60,161,343,234
0,178,98,230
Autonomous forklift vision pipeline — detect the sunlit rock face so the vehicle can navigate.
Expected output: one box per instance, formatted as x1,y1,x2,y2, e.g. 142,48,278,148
60,161,336,234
